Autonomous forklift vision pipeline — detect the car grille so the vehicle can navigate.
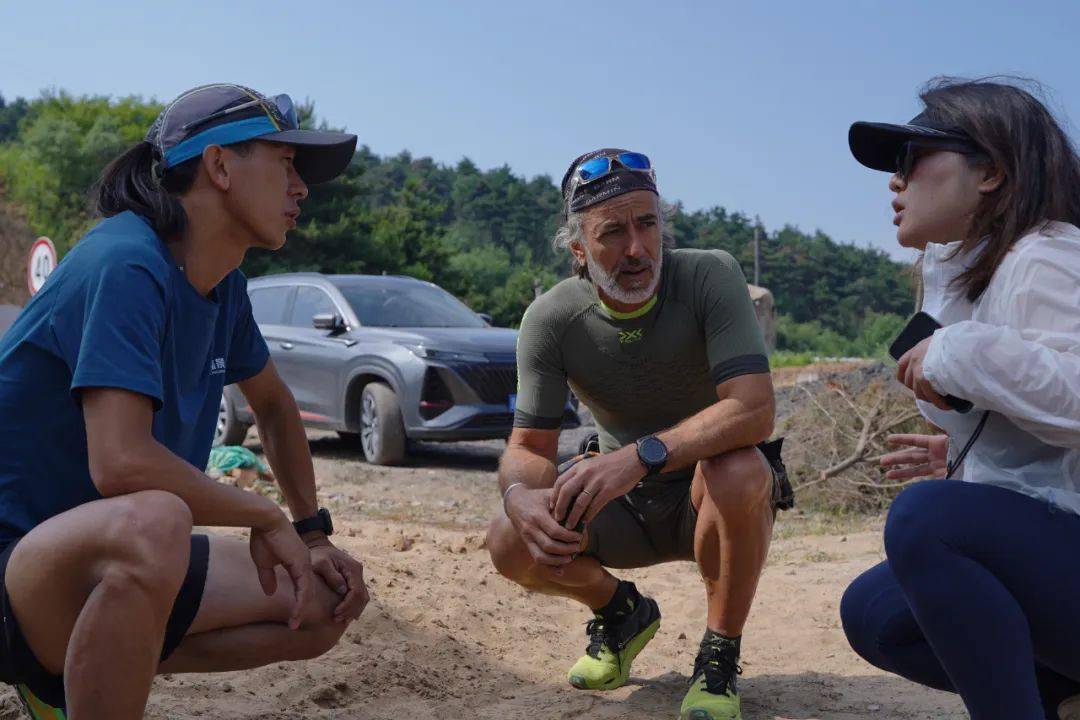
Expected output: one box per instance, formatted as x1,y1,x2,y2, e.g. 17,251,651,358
451,362,517,404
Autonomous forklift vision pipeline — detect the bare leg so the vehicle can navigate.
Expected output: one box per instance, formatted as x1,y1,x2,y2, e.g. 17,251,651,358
158,535,344,673
487,516,618,610
690,447,775,635
5,491,194,719
6,498,349,718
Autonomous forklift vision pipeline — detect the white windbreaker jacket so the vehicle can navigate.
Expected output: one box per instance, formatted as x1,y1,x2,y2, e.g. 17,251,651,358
917,221,1080,514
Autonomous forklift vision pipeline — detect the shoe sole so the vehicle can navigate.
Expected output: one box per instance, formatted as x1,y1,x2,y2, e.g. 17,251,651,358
568,618,661,691
683,711,740,720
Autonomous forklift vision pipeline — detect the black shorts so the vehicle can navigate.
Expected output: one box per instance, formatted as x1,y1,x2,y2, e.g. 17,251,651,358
563,439,793,569
584,467,700,568
0,533,210,709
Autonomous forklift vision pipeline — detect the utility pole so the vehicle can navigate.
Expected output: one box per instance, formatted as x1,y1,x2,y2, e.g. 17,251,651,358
752,216,761,286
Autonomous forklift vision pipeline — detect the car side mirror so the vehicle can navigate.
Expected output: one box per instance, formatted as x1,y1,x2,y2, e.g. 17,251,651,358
478,313,493,326
313,313,346,333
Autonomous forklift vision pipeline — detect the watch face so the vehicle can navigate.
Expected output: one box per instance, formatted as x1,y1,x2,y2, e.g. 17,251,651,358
640,437,667,465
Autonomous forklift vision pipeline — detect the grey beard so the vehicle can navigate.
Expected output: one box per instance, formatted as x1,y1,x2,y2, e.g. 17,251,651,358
584,247,662,305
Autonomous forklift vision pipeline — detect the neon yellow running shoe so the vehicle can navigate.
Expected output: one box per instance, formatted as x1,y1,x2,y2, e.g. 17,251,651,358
680,635,742,720
16,683,67,719
567,594,660,691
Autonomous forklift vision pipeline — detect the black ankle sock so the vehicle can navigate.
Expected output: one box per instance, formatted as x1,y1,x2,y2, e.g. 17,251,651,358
701,629,741,656
596,580,641,622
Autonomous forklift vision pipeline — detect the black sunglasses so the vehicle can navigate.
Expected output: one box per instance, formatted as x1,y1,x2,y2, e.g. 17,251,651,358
895,140,986,180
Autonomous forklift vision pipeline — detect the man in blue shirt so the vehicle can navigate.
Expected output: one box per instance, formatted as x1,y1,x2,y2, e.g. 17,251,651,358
0,84,365,716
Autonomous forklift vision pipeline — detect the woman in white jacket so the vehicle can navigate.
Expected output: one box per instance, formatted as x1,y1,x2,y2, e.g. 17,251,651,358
839,77,1080,720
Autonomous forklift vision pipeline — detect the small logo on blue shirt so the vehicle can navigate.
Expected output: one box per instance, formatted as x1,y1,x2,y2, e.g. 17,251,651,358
210,357,226,375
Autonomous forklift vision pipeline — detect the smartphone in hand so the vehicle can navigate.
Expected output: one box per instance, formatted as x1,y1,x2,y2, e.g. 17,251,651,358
889,312,973,413
555,453,597,533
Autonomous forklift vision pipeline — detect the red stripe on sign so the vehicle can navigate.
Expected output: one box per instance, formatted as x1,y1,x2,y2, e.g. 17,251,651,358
27,237,57,296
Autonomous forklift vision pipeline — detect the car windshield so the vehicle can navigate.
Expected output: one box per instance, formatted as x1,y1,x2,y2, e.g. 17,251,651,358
332,279,487,328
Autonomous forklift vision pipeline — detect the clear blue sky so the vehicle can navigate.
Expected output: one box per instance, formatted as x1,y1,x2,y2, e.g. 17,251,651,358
2,1,1078,260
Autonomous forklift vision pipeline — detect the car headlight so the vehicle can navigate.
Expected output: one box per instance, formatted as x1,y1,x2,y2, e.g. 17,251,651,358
397,343,488,364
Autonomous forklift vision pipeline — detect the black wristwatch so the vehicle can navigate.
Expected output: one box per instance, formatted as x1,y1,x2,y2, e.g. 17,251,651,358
635,436,669,476
293,507,334,537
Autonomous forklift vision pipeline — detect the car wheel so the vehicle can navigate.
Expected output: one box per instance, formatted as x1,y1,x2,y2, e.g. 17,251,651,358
215,392,251,447
359,382,406,465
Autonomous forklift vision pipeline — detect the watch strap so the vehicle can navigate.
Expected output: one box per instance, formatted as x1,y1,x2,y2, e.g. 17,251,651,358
293,508,332,536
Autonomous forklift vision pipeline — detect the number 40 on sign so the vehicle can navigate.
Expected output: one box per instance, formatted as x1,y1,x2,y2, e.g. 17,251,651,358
27,237,57,296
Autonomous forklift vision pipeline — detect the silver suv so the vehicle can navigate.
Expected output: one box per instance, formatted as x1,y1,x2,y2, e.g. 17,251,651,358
217,273,580,464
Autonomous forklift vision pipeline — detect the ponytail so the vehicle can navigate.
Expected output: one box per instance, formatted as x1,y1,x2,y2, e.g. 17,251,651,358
95,141,198,239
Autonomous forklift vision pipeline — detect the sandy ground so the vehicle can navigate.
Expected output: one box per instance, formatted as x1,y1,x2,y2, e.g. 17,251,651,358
0,425,965,719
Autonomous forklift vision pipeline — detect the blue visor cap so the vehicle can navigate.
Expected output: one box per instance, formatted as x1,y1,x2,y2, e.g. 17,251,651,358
147,83,357,184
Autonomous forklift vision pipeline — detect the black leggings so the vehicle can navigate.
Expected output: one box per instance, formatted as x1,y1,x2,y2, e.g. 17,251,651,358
841,481,1080,719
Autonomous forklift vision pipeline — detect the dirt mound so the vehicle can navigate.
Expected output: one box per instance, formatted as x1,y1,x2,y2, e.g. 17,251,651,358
776,362,933,513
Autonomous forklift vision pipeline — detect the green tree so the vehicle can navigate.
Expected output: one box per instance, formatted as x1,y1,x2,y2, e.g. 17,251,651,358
0,94,31,143
0,91,160,252
0,90,917,340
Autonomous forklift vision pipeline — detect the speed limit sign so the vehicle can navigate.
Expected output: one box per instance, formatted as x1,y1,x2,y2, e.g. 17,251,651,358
27,237,57,296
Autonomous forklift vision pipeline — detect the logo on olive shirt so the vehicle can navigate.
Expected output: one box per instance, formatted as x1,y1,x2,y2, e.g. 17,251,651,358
210,357,226,375
618,329,644,344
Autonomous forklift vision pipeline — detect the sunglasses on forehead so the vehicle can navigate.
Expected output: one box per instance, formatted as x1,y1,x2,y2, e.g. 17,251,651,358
574,151,653,184
181,93,299,135
895,139,986,180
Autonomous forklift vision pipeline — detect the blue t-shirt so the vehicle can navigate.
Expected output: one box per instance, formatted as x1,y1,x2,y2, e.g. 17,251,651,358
0,211,269,544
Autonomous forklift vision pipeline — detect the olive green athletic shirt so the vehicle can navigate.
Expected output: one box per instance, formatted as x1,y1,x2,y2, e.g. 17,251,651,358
514,248,769,453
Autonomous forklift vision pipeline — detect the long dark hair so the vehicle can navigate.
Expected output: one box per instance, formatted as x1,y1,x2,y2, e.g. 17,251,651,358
920,77,1080,301
95,142,199,238
95,140,251,239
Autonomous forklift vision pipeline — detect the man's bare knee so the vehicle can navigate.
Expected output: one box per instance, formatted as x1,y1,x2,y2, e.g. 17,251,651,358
699,447,772,516
290,580,347,660
487,515,526,580
488,516,563,590
99,490,193,596
103,490,193,546
294,617,346,660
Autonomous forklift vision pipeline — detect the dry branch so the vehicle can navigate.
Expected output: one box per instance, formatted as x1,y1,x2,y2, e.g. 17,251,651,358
818,406,923,480
819,393,884,479
779,364,938,513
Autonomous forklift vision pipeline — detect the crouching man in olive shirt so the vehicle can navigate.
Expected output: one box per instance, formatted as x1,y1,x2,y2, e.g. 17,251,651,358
486,148,792,720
